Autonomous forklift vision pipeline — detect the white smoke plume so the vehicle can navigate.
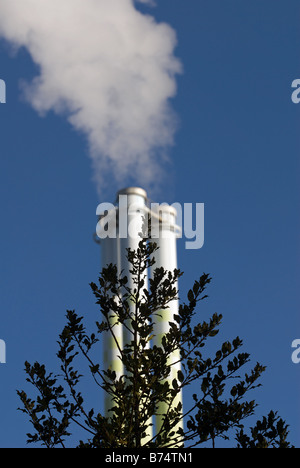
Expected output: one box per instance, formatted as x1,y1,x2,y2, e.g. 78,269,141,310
0,0,182,194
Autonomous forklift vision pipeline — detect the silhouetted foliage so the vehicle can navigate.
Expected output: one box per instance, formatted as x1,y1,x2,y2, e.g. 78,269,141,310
18,236,293,448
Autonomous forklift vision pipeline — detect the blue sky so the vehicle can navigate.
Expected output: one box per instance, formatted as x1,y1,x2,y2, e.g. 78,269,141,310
0,0,299,447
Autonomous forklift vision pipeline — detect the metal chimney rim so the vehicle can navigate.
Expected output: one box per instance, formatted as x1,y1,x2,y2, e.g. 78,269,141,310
117,187,148,200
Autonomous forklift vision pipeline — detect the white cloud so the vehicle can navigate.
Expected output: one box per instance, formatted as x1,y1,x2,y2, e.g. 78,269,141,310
0,0,182,194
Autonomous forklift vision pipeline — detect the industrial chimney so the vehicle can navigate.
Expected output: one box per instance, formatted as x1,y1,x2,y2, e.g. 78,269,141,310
98,187,183,443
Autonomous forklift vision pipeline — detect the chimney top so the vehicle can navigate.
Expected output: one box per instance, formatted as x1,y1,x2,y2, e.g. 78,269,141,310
117,187,148,201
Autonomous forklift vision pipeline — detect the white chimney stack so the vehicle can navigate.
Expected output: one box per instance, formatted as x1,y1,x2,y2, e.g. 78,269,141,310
98,187,183,444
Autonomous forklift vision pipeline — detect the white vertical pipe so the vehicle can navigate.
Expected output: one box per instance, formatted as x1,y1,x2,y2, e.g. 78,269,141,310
101,230,123,417
118,188,148,348
117,187,152,444
150,204,183,444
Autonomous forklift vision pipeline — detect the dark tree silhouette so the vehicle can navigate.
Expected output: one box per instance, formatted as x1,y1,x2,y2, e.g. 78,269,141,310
18,236,293,448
